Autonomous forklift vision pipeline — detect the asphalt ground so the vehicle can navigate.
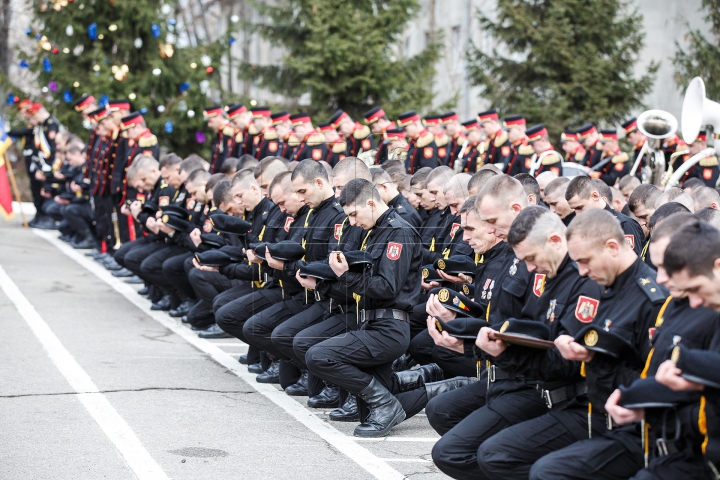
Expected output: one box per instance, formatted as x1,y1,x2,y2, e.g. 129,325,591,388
0,216,449,480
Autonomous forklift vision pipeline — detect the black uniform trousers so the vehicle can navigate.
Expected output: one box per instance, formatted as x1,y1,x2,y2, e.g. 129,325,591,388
115,236,149,267
242,295,307,359
42,199,65,222
186,268,238,328
63,202,94,238
408,329,477,378
426,377,487,435
123,241,167,278
140,245,187,296
629,451,713,480
216,287,284,364
431,386,548,479
289,311,358,397
93,194,117,252
162,252,196,301
474,406,635,480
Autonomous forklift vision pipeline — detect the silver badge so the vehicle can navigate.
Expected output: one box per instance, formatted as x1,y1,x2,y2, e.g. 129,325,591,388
509,258,519,276
547,299,557,322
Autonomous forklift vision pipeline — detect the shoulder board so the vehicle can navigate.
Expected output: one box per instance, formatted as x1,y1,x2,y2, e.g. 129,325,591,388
332,141,347,153
493,130,508,147
138,134,158,148
700,155,719,167
518,144,534,156
574,151,584,162
160,180,169,188
235,132,244,143
288,135,301,147
307,133,325,147
222,126,235,136
417,132,434,148
435,133,449,147
541,152,562,165
112,129,119,140
612,152,630,164
353,124,371,140
263,129,278,141
637,277,668,304
332,201,345,213
248,124,259,135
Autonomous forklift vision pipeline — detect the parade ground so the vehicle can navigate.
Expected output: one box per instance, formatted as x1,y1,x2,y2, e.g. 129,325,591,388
0,215,447,480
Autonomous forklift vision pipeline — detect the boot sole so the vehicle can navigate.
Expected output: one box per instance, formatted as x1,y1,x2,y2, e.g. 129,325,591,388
329,413,360,422
353,410,406,438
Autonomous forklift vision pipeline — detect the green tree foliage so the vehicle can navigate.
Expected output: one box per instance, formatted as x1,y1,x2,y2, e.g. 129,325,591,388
16,0,227,156
674,0,720,99
467,0,657,141
242,0,442,121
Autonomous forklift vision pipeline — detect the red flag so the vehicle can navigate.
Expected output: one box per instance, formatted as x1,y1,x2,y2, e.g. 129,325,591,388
0,151,14,220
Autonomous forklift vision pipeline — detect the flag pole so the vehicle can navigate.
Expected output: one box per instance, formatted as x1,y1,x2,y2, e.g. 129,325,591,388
4,153,29,228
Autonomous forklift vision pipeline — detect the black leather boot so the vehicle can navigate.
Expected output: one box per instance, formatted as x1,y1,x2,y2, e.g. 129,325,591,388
169,299,194,317
285,370,309,396
329,393,359,422
307,384,341,408
391,352,418,372
150,294,172,311
247,362,264,374
393,363,444,392
256,361,280,384
353,378,405,438
425,376,477,402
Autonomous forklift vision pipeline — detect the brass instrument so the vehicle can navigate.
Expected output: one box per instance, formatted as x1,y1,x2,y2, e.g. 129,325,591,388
357,149,378,167
112,208,122,250
629,109,679,185
388,147,408,162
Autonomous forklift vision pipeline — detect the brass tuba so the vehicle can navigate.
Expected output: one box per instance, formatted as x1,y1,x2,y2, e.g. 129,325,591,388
629,109,678,185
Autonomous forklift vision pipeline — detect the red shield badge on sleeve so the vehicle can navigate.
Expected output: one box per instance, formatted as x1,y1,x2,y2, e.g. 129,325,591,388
284,216,295,232
624,235,635,249
533,274,546,297
575,296,599,323
387,242,402,260
334,224,342,240
203,219,213,233
450,223,461,239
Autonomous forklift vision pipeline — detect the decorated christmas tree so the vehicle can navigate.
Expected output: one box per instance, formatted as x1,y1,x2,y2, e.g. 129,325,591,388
14,0,228,156
241,0,442,121
467,0,657,140
674,0,720,99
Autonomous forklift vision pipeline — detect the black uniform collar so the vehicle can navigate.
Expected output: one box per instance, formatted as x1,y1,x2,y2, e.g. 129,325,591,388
483,241,509,263
373,207,394,228
605,257,642,296
314,194,337,212
252,196,271,218
387,194,403,209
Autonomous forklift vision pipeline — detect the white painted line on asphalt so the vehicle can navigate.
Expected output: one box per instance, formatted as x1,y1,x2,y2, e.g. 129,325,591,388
355,437,440,442
378,458,432,463
0,264,169,480
36,230,406,480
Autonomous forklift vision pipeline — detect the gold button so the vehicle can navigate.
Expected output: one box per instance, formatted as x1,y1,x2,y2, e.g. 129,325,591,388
650,288,656,292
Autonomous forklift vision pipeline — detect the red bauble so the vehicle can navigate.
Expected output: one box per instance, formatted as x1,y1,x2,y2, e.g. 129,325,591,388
51,47,59,54
205,66,214,74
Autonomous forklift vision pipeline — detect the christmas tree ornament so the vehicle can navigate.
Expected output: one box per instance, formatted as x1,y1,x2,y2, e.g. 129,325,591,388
166,33,176,44
40,38,52,51
128,93,136,100
177,100,187,111
230,15,239,23
161,4,172,15
134,38,143,49
62,48,70,54
164,121,173,133
152,68,162,75
99,95,108,105
65,25,73,36
72,81,80,87
53,2,62,11
48,81,58,92
41,87,49,93
140,108,148,114
19,59,30,68
88,23,98,40
169,18,176,26
190,62,197,69
92,64,100,71
201,54,211,66
35,34,41,40
25,28,32,35
108,24,117,32
157,105,166,112
179,82,190,92
187,110,195,118
228,37,236,46
196,131,206,143
205,66,214,74
159,43,174,58
111,65,127,81
97,34,104,40
39,3,48,12
63,90,73,103
151,24,161,38
73,45,83,55
6,94,15,105
199,80,210,93
43,58,52,72
52,47,59,54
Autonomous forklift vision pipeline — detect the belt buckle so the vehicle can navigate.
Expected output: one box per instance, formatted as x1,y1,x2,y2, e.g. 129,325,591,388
542,389,553,409
656,438,669,457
